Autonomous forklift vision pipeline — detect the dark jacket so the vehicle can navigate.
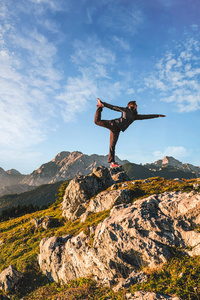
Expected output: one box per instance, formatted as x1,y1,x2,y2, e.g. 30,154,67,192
102,101,160,132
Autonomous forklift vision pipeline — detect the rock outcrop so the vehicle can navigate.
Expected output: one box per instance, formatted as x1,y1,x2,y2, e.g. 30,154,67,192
80,188,132,222
62,166,130,221
30,216,53,231
39,189,200,288
0,265,23,292
113,270,147,292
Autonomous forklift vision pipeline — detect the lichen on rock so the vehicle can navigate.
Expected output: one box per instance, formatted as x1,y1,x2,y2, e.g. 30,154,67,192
39,186,200,288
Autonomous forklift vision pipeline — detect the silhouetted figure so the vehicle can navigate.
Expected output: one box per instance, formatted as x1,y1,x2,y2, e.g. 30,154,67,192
94,98,166,168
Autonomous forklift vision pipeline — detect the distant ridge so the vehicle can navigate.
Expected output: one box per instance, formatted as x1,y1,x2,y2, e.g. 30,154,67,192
21,151,129,186
145,156,200,177
0,167,26,196
0,153,200,197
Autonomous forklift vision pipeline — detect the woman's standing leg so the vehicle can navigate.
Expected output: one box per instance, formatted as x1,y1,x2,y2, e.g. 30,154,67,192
94,106,120,163
108,129,120,163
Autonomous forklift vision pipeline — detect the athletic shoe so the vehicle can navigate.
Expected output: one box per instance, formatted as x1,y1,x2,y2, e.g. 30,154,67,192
110,162,120,168
97,98,104,108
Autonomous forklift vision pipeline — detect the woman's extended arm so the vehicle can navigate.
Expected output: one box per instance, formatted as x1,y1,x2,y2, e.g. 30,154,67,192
136,114,166,120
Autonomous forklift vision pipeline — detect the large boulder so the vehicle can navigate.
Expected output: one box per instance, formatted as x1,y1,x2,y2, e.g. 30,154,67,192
81,188,132,222
30,216,53,231
0,265,23,292
61,166,130,221
39,191,200,287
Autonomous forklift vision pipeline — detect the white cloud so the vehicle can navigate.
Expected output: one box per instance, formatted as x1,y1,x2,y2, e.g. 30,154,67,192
145,36,200,112
153,146,189,160
71,37,116,75
113,36,130,51
191,24,198,31
118,146,189,165
86,7,97,24
99,3,144,34
24,0,68,15
56,36,125,120
126,88,135,95
0,1,63,152
56,76,98,122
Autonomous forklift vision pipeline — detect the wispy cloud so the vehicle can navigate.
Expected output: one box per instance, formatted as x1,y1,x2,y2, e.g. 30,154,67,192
153,146,189,160
57,36,124,121
56,76,98,122
99,3,144,34
71,37,116,77
0,1,63,152
112,36,131,51
25,0,69,15
144,36,200,112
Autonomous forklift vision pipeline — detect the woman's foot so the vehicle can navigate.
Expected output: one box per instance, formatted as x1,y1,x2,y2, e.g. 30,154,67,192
110,162,120,168
97,98,104,108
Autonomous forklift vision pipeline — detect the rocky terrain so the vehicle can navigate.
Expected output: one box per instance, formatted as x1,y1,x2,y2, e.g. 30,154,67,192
0,165,200,299
38,166,200,299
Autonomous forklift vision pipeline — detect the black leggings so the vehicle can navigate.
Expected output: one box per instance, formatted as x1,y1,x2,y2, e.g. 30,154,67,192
94,107,120,163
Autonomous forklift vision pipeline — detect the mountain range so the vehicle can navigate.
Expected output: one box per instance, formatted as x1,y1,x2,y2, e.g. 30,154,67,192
0,151,200,197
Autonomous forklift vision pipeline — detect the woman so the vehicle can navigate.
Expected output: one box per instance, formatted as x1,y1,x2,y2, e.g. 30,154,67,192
94,98,165,168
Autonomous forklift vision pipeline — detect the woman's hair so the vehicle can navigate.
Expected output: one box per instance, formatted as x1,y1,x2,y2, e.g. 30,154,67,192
127,101,136,107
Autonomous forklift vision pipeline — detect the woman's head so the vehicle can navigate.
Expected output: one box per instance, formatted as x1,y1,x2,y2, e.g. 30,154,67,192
127,101,137,110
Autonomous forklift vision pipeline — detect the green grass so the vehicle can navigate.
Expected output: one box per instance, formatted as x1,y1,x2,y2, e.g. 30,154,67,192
111,176,198,202
0,177,199,299
20,278,128,300
130,250,200,300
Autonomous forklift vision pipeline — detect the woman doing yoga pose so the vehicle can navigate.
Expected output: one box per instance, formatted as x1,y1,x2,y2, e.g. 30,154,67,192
94,98,166,168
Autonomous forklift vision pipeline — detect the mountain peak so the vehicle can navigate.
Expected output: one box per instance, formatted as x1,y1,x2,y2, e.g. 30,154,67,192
21,151,129,186
52,151,71,163
6,169,22,176
162,156,182,166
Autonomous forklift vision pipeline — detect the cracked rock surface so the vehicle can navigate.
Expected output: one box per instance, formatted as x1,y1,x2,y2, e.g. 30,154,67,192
39,190,200,287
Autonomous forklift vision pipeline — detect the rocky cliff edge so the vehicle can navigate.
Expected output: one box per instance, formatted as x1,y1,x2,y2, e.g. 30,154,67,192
38,166,200,298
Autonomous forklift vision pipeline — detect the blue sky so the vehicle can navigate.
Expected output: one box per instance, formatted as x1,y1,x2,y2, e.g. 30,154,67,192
0,0,200,174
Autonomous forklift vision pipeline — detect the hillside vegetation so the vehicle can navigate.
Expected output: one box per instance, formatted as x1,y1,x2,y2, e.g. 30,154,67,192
0,177,199,299
0,181,63,220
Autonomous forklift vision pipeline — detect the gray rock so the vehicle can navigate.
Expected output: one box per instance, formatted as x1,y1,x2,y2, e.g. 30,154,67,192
81,189,132,222
113,270,147,292
39,191,200,286
30,216,52,230
62,166,129,221
109,166,130,182
0,265,23,292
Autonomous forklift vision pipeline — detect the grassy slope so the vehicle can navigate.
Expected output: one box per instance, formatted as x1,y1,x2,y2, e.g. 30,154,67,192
0,178,199,299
